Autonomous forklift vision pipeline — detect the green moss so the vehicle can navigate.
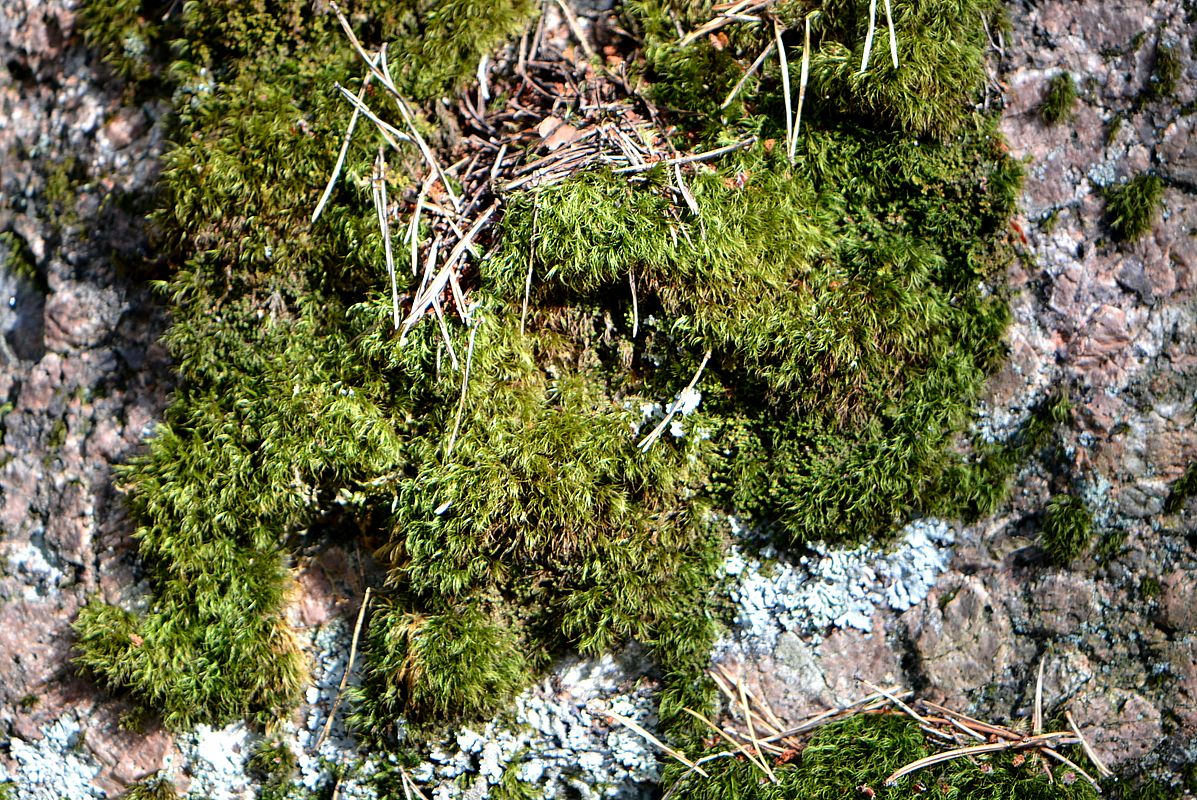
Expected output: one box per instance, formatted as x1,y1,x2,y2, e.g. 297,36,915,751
1146,42,1182,102
1041,493,1094,565
664,713,1098,799
1164,461,1197,513
1140,576,1161,598
119,774,178,800
1040,72,1078,125
1105,173,1165,243
0,231,38,284
75,0,1023,766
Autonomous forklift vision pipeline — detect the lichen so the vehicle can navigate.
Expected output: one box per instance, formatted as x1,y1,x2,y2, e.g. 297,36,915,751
73,0,1028,785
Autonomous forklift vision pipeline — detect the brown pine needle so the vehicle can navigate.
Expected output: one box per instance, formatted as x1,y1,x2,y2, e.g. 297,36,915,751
1065,710,1113,778
608,711,710,778
554,0,598,62
738,676,779,783
313,57,377,225
681,708,772,776
720,41,775,110
314,587,372,753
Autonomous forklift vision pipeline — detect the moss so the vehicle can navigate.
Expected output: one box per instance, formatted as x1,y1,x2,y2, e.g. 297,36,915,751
1164,461,1197,513
1146,42,1182,102
0,231,39,284
1041,493,1094,565
76,0,1022,767
1105,173,1165,243
119,774,178,800
1040,71,1078,125
663,713,1098,799
1140,576,1161,598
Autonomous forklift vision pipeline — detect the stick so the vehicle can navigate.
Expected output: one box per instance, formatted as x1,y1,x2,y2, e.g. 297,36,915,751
446,321,479,459
721,41,775,109
312,57,378,224
554,0,598,62
314,587,372,752
608,711,710,778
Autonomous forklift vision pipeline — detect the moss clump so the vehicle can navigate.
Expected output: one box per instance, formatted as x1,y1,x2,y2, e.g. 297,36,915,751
1105,173,1165,243
1040,71,1078,125
664,713,1098,800
1041,493,1094,565
76,0,1022,762
1164,461,1197,513
1146,42,1182,102
119,774,178,800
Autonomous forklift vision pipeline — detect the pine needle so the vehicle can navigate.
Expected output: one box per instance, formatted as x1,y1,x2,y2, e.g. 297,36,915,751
608,711,710,778
860,0,878,73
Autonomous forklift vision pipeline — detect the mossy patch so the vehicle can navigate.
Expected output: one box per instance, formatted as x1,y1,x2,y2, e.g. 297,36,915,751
1040,71,1078,126
119,773,178,800
1145,42,1182,102
1041,493,1094,565
1105,173,1165,243
1164,461,1197,513
75,0,1025,774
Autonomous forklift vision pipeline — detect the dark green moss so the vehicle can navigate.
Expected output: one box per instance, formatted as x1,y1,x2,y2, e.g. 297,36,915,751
1041,493,1094,565
1164,461,1197,514
1040,72,1078,125
664,713,1098,800
1146,42,1182,102
1140,576,1162,598
1105,173,1165,243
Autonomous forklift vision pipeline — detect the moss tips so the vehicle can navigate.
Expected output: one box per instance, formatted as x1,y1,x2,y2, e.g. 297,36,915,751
1105,173,1165,243
1040,71,1078,126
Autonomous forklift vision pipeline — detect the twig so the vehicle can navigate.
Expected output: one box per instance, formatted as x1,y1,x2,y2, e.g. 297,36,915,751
639,350,711,451
608,711,710,778
720,41,775,109
446,321,479,459
313,56,378,224
554,0,598,62
314,587,372,753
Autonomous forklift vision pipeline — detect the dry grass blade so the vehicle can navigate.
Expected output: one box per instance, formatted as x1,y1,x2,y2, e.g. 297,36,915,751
859,679,932,728
920,700,1022,742
790,11,812,161
1065,710,1113,778
628,270,639,338
639,349,711,451
860,0,878,73
372,149,401,329
883,0,899,68
313,587,372,753
313,58,378,225
608,711,710,777
738,676,779,783
774,18,793,163
335,83,409,151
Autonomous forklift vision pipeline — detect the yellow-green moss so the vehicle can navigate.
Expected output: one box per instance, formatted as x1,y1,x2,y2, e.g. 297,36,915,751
74,0,1025,766
1040,71,1078,125
1105,173,1165,243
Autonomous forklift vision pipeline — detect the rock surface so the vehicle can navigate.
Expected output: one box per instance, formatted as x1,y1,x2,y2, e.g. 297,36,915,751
1,0,1195,796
